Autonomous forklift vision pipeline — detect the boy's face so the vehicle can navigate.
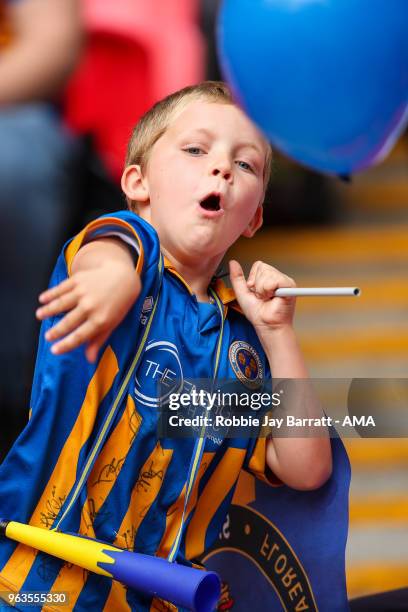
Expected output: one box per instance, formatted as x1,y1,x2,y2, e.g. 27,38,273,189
125,100,268,265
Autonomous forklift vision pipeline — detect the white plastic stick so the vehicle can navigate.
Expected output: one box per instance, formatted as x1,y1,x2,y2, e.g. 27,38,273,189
274,287,361,297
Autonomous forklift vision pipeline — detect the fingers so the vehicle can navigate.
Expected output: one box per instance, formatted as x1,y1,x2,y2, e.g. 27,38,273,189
230,260,296,302
36,291,78,320
85,343,99,365
38,278,75,305
43,302,111,362
44,305,88,342
229,260,251,298
37,259,140,361
50,320,97,355
45,300,112,358
37,277,80,320
85,330,110,364
247,261,262,289
249,263,296,300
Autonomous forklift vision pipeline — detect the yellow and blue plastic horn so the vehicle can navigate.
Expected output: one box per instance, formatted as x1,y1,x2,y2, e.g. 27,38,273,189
0,519,220,612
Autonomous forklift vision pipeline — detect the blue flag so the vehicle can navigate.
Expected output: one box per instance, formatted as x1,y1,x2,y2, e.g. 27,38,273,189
201,437,350,611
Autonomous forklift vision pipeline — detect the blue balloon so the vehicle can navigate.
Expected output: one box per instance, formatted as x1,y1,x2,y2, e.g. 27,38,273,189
217,0,408,175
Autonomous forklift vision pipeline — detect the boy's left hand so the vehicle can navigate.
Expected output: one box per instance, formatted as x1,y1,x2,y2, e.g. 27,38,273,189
229,259,296,334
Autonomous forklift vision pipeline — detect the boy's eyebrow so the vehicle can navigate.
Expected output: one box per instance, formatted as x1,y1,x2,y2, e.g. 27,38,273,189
182,128,264,156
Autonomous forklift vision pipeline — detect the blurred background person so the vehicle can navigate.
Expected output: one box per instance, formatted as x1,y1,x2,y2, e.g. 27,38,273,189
0,0,82,458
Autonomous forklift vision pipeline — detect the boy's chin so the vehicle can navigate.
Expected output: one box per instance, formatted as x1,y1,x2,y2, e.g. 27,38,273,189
191,225,232,247
178,236,225,263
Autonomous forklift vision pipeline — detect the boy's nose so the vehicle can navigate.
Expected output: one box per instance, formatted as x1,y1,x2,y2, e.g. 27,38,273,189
211,163,232,181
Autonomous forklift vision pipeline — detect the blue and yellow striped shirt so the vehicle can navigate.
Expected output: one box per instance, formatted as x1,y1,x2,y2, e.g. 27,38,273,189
0,212,273,611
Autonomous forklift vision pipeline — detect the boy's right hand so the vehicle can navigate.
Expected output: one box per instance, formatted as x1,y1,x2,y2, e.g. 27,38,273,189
36,238,141,363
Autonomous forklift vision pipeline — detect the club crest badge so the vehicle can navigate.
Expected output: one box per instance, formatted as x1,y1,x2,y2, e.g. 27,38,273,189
229,341,263,389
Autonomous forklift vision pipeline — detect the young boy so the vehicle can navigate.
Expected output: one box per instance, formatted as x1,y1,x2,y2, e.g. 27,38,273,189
0,81,331,611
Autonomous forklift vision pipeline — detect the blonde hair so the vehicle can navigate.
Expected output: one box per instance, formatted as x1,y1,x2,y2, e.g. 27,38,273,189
125,81,273,211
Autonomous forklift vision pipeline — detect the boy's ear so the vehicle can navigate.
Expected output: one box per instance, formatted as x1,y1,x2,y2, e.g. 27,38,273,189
121,165,149,203
242,203,263,238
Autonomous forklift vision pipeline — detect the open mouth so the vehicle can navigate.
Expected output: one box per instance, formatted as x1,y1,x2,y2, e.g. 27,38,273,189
199,193,221,212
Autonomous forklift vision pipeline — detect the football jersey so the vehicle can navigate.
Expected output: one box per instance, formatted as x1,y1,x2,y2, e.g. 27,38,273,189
0,211,273,611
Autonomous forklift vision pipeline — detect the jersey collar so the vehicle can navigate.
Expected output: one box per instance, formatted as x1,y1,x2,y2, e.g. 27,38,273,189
163,256,243,313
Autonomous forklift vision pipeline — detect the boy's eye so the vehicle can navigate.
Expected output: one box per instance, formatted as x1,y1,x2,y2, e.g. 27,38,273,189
237,160,254,172
184,146,204,155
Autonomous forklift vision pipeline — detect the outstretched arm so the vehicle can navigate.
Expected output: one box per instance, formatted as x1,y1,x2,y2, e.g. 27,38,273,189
36,238,141,363
229,259,332,491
